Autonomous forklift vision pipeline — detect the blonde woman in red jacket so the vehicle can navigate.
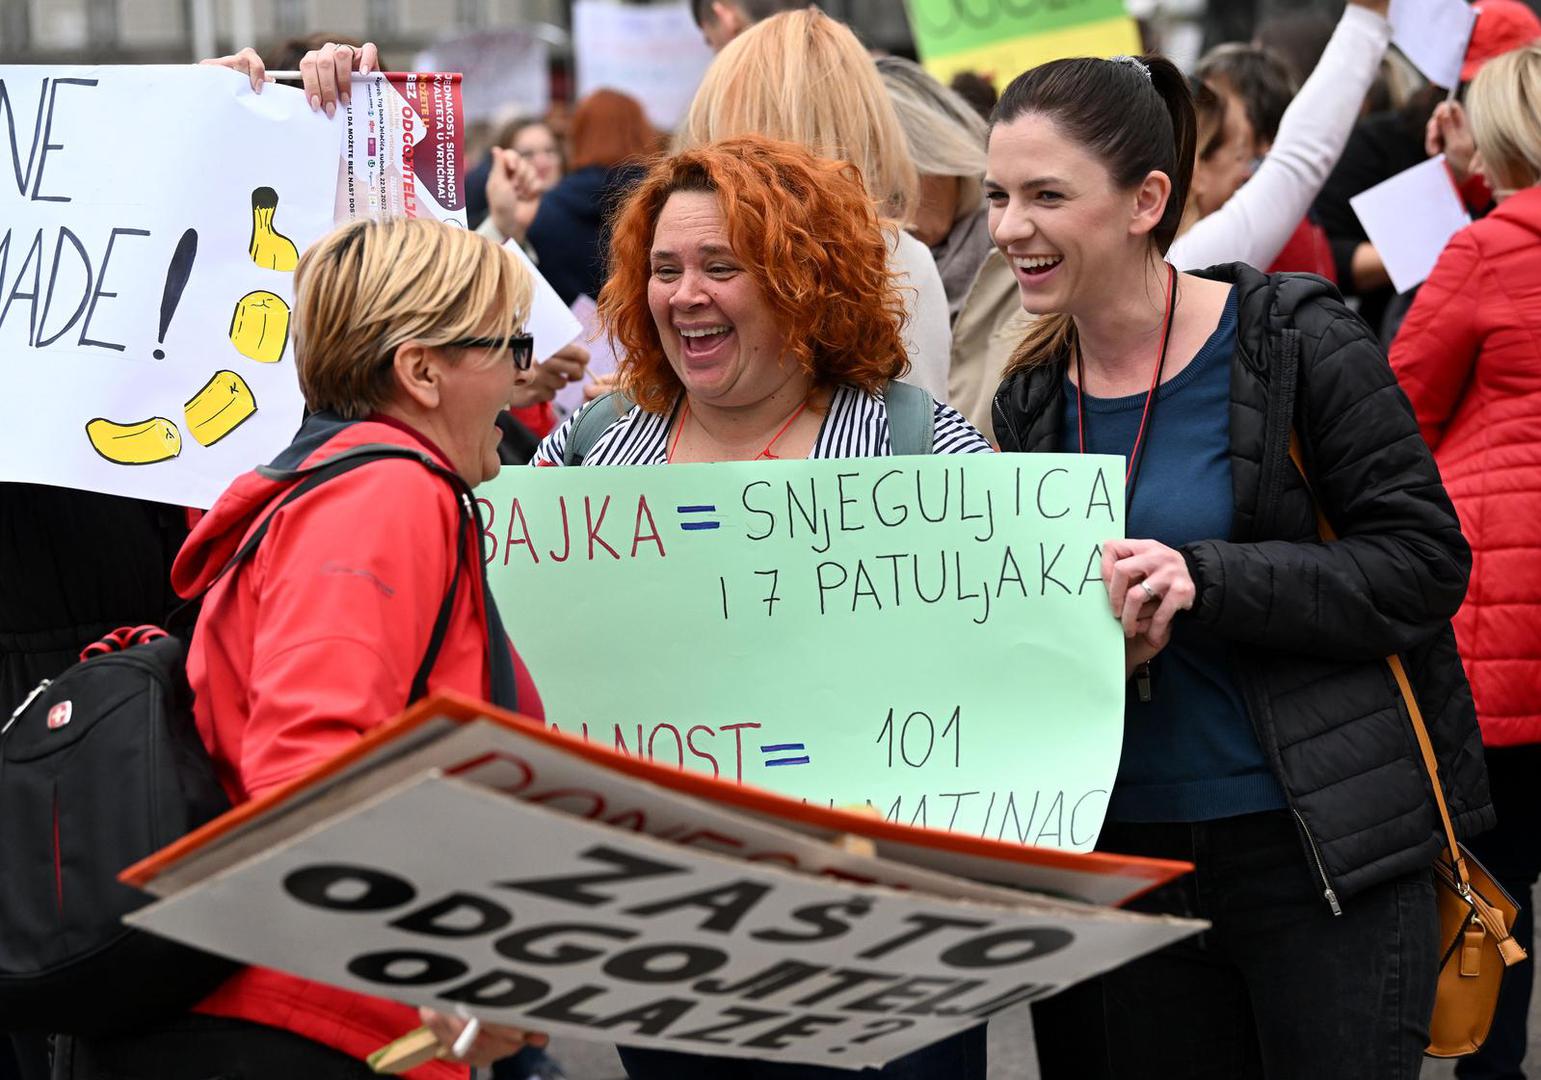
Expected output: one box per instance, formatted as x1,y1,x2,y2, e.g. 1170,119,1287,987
1390,42,1541,1080
56,220,547,1080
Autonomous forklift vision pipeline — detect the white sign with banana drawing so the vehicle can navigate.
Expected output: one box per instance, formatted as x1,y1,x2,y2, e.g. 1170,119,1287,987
0,66,340,508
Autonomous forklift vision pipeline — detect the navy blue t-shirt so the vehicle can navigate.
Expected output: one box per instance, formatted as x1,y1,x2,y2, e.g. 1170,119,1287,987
1060,288,1286,822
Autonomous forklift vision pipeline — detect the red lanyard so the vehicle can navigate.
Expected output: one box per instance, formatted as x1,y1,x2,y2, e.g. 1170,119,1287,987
667,397,809,463
1075,262,1178,505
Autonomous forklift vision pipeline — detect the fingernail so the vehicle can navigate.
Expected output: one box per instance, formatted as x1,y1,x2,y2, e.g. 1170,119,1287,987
325,101,336,119
310,94,321,111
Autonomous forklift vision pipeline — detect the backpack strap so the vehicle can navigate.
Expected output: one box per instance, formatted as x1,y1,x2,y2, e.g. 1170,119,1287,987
191,444,481,707
884,379,935,456
563,391,635,466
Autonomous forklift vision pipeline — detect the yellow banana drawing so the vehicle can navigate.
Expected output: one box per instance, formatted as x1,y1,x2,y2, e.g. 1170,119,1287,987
249,187,299,271
85,416,182,465
184,370,258,447
228,290,290,364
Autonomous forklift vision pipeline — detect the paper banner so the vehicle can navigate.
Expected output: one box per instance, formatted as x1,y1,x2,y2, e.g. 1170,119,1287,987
902,0,1142,86
414,30,551,124
0,66,338,507
573,0,716,130
483,454,1126,852
336,72,466,226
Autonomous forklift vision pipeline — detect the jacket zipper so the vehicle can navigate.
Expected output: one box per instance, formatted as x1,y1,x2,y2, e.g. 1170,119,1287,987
1291,808,1342,915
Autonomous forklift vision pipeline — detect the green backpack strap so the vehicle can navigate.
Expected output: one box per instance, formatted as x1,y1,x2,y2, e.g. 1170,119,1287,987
884,379,935,456
562,390,636,466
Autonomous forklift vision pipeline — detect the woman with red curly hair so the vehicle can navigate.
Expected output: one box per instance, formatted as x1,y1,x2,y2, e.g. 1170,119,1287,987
533,131,990,1080
534,136,989,472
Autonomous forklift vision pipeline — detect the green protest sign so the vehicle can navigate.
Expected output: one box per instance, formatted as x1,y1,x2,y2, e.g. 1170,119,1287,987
903,0,1141,85
481,453,1126,852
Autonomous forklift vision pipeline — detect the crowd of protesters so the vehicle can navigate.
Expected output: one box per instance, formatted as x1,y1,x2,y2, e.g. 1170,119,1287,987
6,0,1541,1077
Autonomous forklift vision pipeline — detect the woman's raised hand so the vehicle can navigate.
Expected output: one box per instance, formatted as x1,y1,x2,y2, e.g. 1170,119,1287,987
201,42,380,116
488,147,545,243
199,48,269,94
1426,101,1476,184
299,41,380,117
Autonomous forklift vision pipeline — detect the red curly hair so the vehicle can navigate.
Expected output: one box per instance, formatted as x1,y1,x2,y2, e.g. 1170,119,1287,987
598,135,909,414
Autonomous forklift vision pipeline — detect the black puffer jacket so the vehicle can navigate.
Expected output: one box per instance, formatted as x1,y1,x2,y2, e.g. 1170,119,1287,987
992,263,1493,908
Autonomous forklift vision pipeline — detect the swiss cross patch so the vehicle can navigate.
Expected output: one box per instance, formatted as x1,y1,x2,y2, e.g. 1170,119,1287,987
46,701,72,730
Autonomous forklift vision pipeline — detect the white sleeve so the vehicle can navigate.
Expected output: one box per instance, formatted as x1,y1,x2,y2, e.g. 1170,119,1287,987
890,230,954,404
1168,4,1392,272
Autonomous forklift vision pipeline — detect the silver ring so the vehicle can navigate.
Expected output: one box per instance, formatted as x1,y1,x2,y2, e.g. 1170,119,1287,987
1138,580,1159,602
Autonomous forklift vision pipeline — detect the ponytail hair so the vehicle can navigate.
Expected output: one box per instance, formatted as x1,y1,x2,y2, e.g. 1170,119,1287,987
992,54,1197,375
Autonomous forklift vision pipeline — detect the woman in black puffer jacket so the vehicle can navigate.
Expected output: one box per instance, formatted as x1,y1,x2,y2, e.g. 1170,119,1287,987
985,53,1491,1080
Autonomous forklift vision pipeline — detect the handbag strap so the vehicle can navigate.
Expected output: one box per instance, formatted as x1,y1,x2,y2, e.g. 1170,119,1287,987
1286,431,1470,892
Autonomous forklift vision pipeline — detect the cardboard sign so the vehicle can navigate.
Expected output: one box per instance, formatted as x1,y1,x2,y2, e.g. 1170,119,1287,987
1350,155,1472,294
1389,0,1478,90
0,66,337,507
572,0,716,130
902,0,1142,86
482,454,1126,853
126,696,1189,909
129,767,1201,1068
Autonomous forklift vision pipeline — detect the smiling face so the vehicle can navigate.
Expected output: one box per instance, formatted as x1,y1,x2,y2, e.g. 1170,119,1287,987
433,328,533,486
986,112,1164,317
647,189,797,408
513,123,563,189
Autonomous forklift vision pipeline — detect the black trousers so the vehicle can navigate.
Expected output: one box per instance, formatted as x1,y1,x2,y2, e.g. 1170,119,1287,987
51,1014,376,1080
1036,809,1439,1080
1456,744,1541,1080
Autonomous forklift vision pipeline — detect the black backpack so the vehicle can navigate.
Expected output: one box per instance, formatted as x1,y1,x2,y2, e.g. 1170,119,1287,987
0,444,474,1036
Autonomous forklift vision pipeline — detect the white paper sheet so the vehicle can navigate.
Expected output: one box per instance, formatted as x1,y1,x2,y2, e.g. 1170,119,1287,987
1389,0,1478,89
503,240,582,363
1349,155,1471,295
553,293,620,418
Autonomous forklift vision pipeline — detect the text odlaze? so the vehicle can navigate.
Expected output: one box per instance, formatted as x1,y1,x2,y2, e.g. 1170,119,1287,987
281,847,1072,1048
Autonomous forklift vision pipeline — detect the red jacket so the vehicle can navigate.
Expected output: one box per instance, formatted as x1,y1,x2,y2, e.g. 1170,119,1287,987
1390,185,1541,748
1267,216,1337,283
171,416,543,1078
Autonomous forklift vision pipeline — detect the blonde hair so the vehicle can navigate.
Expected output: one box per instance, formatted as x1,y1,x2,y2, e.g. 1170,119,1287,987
675,7,918,219
293,218,533,419
1467,42,1541,193
877,55,988,224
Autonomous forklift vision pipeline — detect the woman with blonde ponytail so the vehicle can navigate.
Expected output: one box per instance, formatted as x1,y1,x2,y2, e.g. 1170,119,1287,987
989,52,1490,1079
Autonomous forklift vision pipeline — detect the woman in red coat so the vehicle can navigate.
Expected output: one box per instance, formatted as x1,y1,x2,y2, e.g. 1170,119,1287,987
1390,42,1541,1080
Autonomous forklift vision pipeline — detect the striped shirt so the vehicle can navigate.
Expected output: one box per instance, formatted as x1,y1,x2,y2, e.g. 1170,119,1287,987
533,384,993,466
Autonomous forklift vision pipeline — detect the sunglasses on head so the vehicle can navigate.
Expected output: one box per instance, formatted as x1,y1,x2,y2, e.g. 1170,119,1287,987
447,332,536,370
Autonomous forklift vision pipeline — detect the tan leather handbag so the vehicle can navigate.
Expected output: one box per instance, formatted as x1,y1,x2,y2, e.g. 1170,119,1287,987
1289,433,1525,1056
